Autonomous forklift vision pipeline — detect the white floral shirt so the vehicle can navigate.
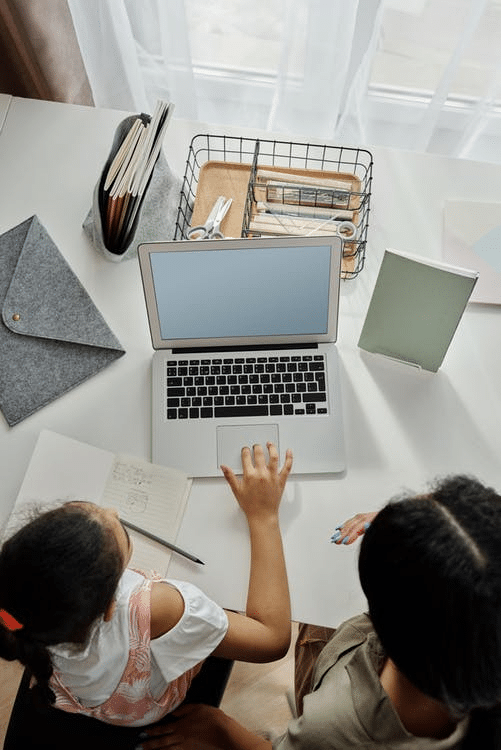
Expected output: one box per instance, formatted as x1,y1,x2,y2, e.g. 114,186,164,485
48,569,228,726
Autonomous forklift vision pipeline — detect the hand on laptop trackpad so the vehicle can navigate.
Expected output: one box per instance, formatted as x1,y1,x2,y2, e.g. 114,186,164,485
217,424,279,474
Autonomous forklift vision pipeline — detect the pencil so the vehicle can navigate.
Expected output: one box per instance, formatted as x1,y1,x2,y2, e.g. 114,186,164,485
120,518,204,565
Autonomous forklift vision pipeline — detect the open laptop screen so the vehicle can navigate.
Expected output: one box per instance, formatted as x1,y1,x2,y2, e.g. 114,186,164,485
139,235,342,349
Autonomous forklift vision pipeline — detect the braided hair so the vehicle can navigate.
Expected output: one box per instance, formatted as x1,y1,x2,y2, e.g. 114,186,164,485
0,503,123,704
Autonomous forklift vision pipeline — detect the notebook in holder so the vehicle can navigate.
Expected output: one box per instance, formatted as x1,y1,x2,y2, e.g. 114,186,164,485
138,235,346,477
358,248,478,372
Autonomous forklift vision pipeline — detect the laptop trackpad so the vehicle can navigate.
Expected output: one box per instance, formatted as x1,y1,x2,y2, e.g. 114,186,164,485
217,424,279,474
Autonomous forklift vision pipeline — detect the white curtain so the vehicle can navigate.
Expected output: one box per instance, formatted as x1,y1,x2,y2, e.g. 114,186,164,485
67,0,501,162
67,0,196,116
67,0,383,137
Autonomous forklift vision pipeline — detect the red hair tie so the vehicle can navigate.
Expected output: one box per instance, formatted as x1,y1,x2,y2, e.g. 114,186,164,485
0,609,23,632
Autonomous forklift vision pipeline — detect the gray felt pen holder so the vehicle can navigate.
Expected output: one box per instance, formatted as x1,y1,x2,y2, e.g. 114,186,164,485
83,113,182,263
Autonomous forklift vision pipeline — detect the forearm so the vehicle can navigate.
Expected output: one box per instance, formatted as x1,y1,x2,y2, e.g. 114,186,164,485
245,514,291,658
215,444,293,662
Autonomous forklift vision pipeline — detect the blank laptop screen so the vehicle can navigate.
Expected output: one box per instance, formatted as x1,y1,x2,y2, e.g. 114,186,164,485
149,243,332,341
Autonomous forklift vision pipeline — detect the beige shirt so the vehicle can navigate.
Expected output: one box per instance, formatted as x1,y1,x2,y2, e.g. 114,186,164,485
274,614,468,750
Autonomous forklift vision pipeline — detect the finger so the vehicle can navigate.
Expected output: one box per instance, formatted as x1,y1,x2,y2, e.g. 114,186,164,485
343,527,366,544
345,517,372,539
142,728,183,749
220,464,240,495
279,448,293,481
339,520,359,537
240,445,254,472
331,531,356,544
251,443,266,468
267,441,279,471
336,514,364,533
330,519,354,543
330,519,369,544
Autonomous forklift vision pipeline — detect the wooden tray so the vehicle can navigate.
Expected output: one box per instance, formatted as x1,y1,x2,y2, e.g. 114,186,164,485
189,161,251,239
190,161,361,276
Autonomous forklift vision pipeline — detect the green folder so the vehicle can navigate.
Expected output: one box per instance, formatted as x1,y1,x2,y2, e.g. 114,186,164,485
358,248,478,372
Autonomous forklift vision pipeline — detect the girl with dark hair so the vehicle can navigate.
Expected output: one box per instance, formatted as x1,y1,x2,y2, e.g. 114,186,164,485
0,443,293,728
143,474,501,749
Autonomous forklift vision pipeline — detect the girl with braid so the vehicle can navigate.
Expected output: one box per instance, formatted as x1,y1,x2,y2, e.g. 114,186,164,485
0,443,292,730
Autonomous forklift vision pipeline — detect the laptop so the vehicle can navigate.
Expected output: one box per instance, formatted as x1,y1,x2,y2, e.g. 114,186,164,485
138,235,346,477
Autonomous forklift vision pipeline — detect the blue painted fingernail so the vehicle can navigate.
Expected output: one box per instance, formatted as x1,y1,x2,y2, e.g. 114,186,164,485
364,522,371,530
330,530,341,542
342,536,350,544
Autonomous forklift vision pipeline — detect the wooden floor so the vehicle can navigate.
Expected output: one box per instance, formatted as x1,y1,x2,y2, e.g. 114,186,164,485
0,625,297,747
0,660,23,747
220,622,297,740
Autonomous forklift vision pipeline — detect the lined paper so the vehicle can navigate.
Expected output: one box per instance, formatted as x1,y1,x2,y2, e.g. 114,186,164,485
102,455,192,571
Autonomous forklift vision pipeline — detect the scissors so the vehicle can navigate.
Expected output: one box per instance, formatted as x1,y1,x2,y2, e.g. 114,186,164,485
187,196,232,240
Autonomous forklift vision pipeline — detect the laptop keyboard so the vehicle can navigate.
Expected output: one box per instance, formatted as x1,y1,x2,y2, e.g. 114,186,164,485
165,354,328,420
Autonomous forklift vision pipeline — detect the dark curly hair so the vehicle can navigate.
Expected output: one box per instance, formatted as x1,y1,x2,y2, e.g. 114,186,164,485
0,503,123,704
359,475,501,748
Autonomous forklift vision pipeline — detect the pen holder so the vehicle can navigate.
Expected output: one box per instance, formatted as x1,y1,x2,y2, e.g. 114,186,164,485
83,113,182,263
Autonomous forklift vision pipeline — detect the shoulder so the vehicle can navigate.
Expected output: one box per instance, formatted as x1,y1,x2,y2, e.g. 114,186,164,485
332,612,374,645
148,580,228,683
313,613,374,682
149,579,228,641
149,580,185,639
273,617,389,750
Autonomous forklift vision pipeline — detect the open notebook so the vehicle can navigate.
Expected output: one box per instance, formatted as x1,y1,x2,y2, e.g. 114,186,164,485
3,430,193,574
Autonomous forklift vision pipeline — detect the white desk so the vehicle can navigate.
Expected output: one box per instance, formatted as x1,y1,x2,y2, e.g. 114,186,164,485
1,97,501,627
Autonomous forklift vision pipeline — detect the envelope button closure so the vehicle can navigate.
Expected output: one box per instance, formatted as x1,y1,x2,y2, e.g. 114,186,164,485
12,313,20,322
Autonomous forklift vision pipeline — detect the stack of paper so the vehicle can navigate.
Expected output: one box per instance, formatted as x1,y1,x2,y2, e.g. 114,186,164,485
442,199,501,304
103,100,173,253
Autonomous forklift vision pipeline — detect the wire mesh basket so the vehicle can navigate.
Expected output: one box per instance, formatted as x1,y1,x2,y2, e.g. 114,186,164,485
175,134,373,279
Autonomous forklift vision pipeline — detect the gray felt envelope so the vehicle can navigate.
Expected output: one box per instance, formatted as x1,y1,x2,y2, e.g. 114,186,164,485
0,216,125,426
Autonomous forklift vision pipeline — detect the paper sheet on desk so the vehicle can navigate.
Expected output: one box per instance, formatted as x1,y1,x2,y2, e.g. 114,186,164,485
443,199,501,304
3,430,192,575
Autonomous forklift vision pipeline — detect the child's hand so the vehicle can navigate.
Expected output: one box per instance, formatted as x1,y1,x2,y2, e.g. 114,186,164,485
330,511,378,545
221,442,293,523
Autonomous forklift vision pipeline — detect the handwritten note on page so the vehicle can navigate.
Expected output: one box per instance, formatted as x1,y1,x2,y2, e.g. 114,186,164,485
4,430,192,575
102,454,192,571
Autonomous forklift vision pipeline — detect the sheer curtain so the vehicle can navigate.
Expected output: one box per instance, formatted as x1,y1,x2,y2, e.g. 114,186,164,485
67,0,383,139
66,0,197,116
65,0,501,162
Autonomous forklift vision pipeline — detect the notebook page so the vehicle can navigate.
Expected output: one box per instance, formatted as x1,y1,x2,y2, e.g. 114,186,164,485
101,455,192,574
2,430,114,539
